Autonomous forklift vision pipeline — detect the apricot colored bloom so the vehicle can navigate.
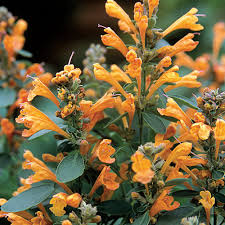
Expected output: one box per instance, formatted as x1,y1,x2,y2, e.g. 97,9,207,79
13,178,31,196
190,122,211,141
94,63,128,98
131,151,154,184
213,22,225,59
16,102,69,138
156,56,172,73
146,66,181,99
158,33,199,58
119,163,128,181
148,0,159,19
89,166,120,197
62,220,72,225
1,118,15,137
26,63,45,76
194,112,205,123
158,97,192,127
30,211,48,225
162,8,204,37
42,153,64,163
199,191,215,225
66,193,82,208
110,64,132,83
101,27,128,57
105,0,137,35
149,189,180,217
161,142,192,174
28,78,60,108
164,70,201,92
214,119,225,159
6,213,32,225
213,62,225,84
79,140,91,156
50,193,67,217
175,52,210,76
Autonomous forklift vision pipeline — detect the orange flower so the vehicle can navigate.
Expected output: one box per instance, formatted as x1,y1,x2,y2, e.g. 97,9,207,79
164,70,201,92
12,19,28,35
121,93,135,128
6,213,32,225
89,166,120,197
131,151,154,184
119,163,128,181
148,0,159,19
161,142,192,174
80,140,91,156
49,193,68,217
96,139,116,164
110,64,132,83
149,189,180,217
157,33,199,58
146,66,181,99
162,8,204,37
30,211,48,225
158,97,192,127
105,0,137,35
213,62,225,84
156,56,172,73
16,102,69,138
190,122,211,140
42,153,64,163
213,22,225,59
26,63,45,76
101,27,128,57
62,220,73,225
214,119,225,159
1,118,15,138
94,63,128,98
28,78,60,108
199,191,215,225
66,193,82,208
13,178,31,196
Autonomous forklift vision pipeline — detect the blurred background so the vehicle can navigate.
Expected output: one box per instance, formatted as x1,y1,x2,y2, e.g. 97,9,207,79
1,0,225,73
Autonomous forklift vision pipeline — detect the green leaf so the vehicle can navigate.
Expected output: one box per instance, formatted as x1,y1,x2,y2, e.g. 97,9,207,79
103,112,128,129
168,95,198,110
212,170,224,180
28,129,52,140
56,152,84,183
1,181,54,212
143,112,166,134
214,192,225,203
97,200,132,215
0,88,16,107
17,49,32,58
165,178,190,187
172,190,198,198
132,211,150,225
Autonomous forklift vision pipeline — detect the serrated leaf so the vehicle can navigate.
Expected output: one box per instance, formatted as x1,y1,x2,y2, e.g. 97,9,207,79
56,152,84,183
165,178,190,187
168,95,198,110
97,200,132,215
143,112,166,134
1,181,54,212
0,88,16,107
132,211,150,225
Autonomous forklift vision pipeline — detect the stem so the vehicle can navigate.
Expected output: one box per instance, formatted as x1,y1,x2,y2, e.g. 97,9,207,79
56,181,73,195
38,203,53,224
145,184,149,196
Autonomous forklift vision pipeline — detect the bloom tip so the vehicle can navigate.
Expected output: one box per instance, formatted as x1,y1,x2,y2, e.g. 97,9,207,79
68,51,75,65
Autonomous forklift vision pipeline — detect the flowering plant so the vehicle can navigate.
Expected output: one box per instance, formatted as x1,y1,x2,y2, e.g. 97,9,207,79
0,1,225,225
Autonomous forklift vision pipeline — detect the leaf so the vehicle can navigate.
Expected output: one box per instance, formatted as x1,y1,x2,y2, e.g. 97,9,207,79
56,151,84,183
165,178,190,187
103,112,128,129
1,181,54,212
28,129,52,140
214,192,225,203
172,190,198,198
97,200,132,215
143,112,166,134
132,211,150,225
212,170,224,180
168,95,198,110
17,49,33,58
0,88,16,107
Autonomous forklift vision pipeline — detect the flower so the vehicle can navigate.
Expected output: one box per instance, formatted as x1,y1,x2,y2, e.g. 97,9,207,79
28,78,60,108
190,122,211,141
157,33,199,58
162,8,204,37
49,193,68,217
148,0,159,19
158,98,192,127
110,64,132,83
16,102,69,138
131,151,154,184
149,189,180,217
199,191,215,225
66,193,82,208
213,22,225,59
1,118,15,138
42,153,64,163
101,27,128,57
214,119,225,159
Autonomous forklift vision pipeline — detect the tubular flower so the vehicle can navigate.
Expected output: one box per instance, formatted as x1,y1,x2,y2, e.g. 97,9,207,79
13,178,31,196
50,193,67,217
164,70,201,92
105,0,137,35
162,8,204,37
6,213,32,225
96,139,116,164
146,66,181,99
110,64,132,83
30,211,48,225
101,27,128,57
158,33,199,58
26,63,45,76
42,153,64,163
16,102,70,138
175,52,210,76
190,122,211,141
121,93,135,128
199,191,215,225
158,97,192,127
156,56,172,73
213,22,225,59
214,119,225,159
131,151,154,184
161,142,192,174
1,118,15,138
94,63,128,98
148,0,159,19
89,166,120,197
28,78,60,108
62,220,72,225
149,189,180,217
